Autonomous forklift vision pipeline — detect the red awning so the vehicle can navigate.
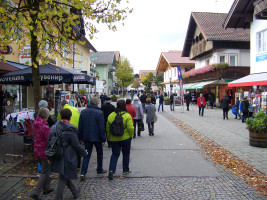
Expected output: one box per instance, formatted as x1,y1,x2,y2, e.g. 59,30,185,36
228,72,267,87
0,61,19,74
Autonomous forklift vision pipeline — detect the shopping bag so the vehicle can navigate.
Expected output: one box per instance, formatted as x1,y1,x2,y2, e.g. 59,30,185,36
138,121,145,131
232,107,236,115
154,115,158,123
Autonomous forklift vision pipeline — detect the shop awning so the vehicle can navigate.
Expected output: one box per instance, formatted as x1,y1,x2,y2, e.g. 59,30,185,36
185,80,217,89
183,82,197,89
228,73,267,87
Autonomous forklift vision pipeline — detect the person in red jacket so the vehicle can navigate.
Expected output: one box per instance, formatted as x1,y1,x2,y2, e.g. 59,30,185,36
126,98,136,124
197,93,206,117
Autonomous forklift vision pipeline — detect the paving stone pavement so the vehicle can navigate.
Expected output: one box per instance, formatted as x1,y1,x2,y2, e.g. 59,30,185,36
0,98,266,200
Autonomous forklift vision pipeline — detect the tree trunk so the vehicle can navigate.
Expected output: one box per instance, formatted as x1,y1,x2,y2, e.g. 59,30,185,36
31,28,41,110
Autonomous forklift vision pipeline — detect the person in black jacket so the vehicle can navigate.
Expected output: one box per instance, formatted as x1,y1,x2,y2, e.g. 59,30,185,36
101,97,115,148
78,97,107,180
158,92,164,112
139,92,147,112
209,93,215,109
48,108,87,200
220,94,230,119
184,92,192,111
170,92,174,111
241,97,250,123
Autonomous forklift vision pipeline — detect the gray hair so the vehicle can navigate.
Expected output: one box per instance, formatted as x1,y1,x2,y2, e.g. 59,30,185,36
38,107,50,119
90,97,99,106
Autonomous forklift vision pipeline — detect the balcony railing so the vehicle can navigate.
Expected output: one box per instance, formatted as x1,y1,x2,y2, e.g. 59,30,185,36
183,66,250,83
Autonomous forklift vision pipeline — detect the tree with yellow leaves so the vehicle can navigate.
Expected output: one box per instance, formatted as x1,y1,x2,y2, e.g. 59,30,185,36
0,0,132,109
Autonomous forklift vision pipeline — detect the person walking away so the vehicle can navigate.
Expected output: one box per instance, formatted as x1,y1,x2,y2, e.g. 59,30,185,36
170,93,174,111
234,97,241,119
130,91,134,101
241,96,250,123
48,108,87,200
204,92,209,109
209,93,215,109
34,100,55,127
197,93,206,116
78,97,107,180
151,94,156,105
101,97,115,148
145,98,156,136
139,92,147,112
126,98,136,125
58,100,79,129
158,92,164,112
184,92,192,111
133,97,144,137
29,108,54,200
220,94,230,119
100,93,107,107
106,99,134,180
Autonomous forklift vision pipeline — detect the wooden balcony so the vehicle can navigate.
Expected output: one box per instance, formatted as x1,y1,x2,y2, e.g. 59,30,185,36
183,66,250,83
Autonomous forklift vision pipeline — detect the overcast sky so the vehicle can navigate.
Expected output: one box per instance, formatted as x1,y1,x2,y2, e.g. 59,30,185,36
90,0,235,74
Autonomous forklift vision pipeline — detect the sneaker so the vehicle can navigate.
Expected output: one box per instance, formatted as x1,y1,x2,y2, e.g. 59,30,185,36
43,188,54,195
80,174,85,181
29,193,42,200
123,170,132,175
108,171,113,180
97,170,107,175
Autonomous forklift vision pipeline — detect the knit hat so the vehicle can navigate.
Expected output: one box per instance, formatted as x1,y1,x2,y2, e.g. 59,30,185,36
106,97,111,102
38,100,48,108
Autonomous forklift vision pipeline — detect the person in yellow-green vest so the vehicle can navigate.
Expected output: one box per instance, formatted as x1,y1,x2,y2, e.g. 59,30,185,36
58,100,80,129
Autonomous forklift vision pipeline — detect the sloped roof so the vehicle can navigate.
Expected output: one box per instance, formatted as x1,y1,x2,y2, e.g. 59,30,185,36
162,51,195,64
182,12,250,57
90,51,116,65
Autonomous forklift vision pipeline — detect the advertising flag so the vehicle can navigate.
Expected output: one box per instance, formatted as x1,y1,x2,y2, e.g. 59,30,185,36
177,65,184,97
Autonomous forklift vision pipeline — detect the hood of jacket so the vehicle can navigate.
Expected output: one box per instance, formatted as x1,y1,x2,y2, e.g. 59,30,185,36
55,120,77,133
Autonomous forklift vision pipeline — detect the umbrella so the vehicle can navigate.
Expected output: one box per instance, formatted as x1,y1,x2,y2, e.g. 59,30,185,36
0,63,95,85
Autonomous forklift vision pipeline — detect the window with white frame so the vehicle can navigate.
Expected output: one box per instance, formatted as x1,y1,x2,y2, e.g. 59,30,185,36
257,29,267,54
229,54,238,66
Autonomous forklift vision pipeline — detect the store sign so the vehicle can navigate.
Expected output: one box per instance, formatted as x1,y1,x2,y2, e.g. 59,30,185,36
0,75,25,83
256,53,267,62
19,45,31,64
0,46,13,54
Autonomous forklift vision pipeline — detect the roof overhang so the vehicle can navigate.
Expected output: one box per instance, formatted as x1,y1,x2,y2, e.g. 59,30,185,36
228,72,267,87
223,0,254,29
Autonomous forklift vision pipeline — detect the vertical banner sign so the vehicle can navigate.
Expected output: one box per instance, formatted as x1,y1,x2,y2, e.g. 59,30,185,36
177,65,184,97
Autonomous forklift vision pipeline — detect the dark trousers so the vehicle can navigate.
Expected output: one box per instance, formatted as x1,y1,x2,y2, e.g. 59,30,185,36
235,108,241,119
109,138,132,173
148,122,154,134
242,112,248,123
55,174,78,200
31,158,50,196
81,142,103,175
223,108,229,119
158,102,164,112
210,102,214,109
134,119,142,137
186,102,190,111
141,103,146,112
198,105,205,116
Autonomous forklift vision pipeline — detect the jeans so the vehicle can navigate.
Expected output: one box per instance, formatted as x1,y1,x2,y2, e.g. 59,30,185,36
109,138,132,173
134,119,142,137
55,174,78,200
141,103,146,112
198,105,205,116
235,108,241,119
31,158,50,196
158,102,164,112
186,102,190,111
148,122,154,134
81,142,103,175
170,103,174,111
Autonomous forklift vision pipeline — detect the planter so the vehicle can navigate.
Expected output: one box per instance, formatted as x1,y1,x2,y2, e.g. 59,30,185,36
249,131,267,148
164,100,170,105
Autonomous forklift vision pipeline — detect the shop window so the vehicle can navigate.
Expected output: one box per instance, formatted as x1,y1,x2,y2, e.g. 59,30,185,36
257,29,267,54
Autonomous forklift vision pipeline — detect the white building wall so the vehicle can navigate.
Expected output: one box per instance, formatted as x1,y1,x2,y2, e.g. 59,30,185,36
250,17,267,74
195,49,250,69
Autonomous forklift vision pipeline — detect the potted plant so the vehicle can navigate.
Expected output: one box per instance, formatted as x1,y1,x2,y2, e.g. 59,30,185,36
246,110,267,148
110,94,118,102
164,97,170,105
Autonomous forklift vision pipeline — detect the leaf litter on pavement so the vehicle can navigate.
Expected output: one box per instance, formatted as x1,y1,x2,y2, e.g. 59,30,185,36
167,114,267,196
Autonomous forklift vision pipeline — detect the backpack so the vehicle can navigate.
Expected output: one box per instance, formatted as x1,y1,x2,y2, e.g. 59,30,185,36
45,126,64,160
110,112,125,136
